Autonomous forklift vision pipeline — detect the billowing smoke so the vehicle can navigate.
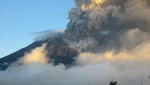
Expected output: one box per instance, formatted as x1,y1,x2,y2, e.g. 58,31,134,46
0,0,150,85
65,0,150,50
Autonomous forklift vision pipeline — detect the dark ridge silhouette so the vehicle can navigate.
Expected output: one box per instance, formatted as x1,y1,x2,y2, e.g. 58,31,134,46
0,40,47,70
0,38,79,70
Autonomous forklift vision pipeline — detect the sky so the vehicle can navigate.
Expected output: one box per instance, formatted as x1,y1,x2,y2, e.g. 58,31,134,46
0,0,75,58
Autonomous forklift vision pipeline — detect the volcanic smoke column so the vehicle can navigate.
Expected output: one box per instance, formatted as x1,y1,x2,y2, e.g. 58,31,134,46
64,0,150,51
65,0,108,42
64,0,122,49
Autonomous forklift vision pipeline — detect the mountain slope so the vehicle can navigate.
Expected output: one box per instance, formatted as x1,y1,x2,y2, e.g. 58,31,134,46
0,38,79,70
0,40,47,70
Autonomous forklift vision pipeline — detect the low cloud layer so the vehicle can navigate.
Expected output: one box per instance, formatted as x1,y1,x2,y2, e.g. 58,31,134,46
0,62,150,85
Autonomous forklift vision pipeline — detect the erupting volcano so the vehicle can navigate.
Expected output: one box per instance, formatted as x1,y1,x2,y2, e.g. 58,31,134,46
0,0,150,85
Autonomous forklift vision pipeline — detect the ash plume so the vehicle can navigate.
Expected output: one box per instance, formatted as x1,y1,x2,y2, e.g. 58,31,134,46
0,0,150,85
65,0,150,51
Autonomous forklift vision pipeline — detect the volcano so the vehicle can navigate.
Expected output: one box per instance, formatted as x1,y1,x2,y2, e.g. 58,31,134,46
0,38,78,70
1,0,150,85
1,0,150,71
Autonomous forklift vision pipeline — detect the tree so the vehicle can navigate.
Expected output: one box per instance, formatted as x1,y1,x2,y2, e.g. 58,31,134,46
109,80,117,85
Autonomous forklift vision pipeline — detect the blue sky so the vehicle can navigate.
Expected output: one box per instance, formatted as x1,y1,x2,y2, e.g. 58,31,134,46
0,0,75,58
